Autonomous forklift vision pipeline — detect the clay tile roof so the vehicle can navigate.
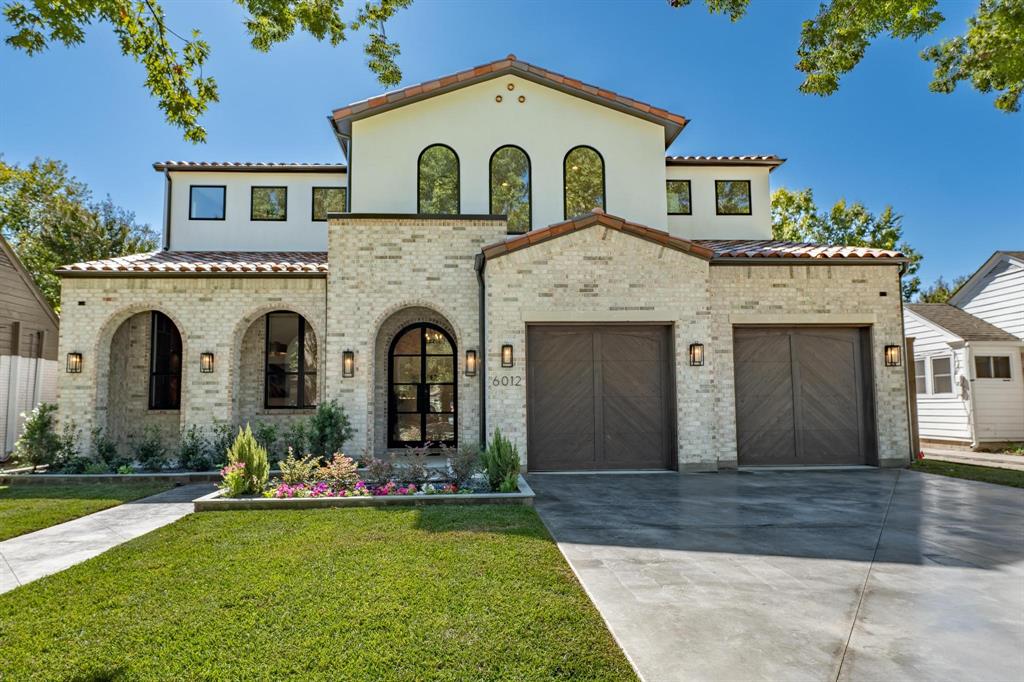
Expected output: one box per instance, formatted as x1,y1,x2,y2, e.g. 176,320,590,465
481,210,715,261
665,155,786,171
57,251,328,275
152,161,346,172
906,304,1021,342
331,54,688,147
693,239,905,261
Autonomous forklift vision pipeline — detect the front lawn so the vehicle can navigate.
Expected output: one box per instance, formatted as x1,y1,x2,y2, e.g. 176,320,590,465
911,459,1024,488
0,506,636,681
0,482,174,541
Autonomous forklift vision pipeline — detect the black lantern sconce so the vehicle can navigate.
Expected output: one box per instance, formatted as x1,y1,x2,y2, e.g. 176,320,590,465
501,344,514,368
688,343,704,367
66,352,83,373
200,352,215,373
342,350,355,377
465,349,478,377
884,344,902,367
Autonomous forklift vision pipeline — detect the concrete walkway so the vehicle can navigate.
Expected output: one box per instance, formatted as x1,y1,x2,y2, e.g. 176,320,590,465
529,469,1024,682
0,483,213,594
923,446,1024,471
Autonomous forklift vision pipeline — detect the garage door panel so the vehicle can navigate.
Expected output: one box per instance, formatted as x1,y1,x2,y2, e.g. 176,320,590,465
604,429,665,468
737,427,797,465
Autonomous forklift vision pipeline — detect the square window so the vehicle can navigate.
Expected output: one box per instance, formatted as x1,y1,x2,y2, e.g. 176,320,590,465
189,186,225,220
312,186,346,221
667,180,691,215
251,186,287,221
931,356,953,394
715,180,752,215
914,359,926,395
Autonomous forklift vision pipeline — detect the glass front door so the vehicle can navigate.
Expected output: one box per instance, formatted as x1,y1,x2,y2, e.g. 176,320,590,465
388,323,457,448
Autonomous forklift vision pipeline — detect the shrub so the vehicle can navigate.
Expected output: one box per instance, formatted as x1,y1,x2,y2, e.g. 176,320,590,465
178,424,212,471
83,462,110,474
481,428,520,493
316,453,360,490
445,443,481,487
277,448,319,485
395,445,433,485
282,421,309,459
208,420,235,469
92,426,131,471
226,424,269,494
363,456,394,485
307,400,354,460
219,462,248,498
13,403,60,470
52,421,89,473
116,464,134,475
136,425,169,471
251,421,280,459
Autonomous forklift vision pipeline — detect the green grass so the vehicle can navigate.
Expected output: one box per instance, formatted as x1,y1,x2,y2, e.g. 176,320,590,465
0,506,637,681
0,482,174,541
911,459,1024,488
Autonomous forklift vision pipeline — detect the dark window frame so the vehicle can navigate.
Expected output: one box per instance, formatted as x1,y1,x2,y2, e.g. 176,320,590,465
149,311,182,410
417,144,460,215
489,144,532,234
975,354,1012,379
264,312,317,409
311,186,347,221
250,185,288,222
188,185,226,221
387,322,458,449
666,179,692,215
562,145,606,220
715,179,753,216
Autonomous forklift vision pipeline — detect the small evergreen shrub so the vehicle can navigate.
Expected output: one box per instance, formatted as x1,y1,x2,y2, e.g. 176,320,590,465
226,424,269,494
52,421,89,473
251,421,280,459
136,425,169,471
91,426,130,472
178,424,211,471
83,462,110,474
277,448,319,485
316,453,360,490
307,400,354,460
208,420,235,469
282,421,309,459
481,428,520,493
14,404,61,470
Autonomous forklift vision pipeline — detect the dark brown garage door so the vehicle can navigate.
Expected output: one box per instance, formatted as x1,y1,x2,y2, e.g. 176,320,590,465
527,325,674,471
734,327,875,466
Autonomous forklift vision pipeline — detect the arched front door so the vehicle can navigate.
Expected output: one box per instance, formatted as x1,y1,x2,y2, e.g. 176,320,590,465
388,323,457,448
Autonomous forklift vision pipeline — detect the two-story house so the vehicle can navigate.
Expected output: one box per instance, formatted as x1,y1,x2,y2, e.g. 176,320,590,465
57,56,913,471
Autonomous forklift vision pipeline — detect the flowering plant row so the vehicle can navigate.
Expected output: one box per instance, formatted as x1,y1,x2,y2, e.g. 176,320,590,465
262,479,471,498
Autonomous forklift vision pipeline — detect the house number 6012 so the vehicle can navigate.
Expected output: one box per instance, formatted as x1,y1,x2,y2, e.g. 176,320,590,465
492,376,522,387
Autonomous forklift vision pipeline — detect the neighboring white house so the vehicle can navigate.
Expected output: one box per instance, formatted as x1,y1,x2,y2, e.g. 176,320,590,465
905,252,1024,448
55,55,914,471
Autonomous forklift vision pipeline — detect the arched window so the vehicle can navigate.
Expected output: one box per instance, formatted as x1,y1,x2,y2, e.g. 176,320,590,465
489,145,531,233
265,311,317,409
149,311,182,410
417,144,459,214
563,146,605,219
388,323,457,448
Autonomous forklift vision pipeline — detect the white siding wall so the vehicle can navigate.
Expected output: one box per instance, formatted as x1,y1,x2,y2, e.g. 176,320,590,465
904,310,972,442
954,255,1024,340
1,354,58,456
969,341,1024,442
166,171,346,251
665,165,772,239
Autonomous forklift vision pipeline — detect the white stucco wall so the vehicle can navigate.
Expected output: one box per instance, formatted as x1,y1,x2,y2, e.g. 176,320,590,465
665,165,772,240
166,171,346,251
350,75,669,230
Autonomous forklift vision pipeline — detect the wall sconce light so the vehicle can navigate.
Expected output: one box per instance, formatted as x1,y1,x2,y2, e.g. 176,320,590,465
66,352,83,373
465,349,478,377
884,344,902,367
342,350,355,377
501,344,514,368
688,343,704,367
200,352,215,373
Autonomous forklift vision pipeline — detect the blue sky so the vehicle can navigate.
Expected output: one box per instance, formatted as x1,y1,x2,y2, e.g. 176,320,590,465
2,0,1021,287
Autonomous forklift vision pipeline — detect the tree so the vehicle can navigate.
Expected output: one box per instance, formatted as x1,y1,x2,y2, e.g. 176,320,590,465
770,187,923,300
0,157,158,311
669,0,1023,113
917,274,969,302
3,0,413,143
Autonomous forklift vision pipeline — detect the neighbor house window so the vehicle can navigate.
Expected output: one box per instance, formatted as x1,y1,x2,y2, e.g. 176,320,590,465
915,359,927,394
975,355,1011,379
667,180,692,215
265,312,317,409
564,146,605,218
715,180,752,215
490,145,531,233
251,186,287,221
312,186,346,221
417,144,459,214
189,185,225,220
149,311,182,410
930,356,953,394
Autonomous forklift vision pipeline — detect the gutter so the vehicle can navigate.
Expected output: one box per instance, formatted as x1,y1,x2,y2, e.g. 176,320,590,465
163,170,172,250
963,341,980,449
474,252,487,450
897,263,915,464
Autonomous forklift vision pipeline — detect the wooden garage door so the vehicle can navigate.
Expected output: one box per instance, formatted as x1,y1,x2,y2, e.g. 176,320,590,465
527,325,674,471
734,327,874,466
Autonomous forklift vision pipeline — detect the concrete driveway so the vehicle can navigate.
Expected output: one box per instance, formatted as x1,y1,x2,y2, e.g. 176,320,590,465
528,469,1024,682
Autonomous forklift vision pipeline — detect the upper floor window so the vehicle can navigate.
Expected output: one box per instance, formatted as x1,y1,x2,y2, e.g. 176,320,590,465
716,180,752,215
189,185,225,220
417,144,459,214
975,355,1011,379
564,146,605,219
265,312,317,409
490,145,531,233
312,186,347,221
251,186,287,221
667,180,692,215
149,311,182,410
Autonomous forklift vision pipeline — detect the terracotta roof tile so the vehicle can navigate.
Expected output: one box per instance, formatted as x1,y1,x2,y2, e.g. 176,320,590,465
693,239,904,260
665,155,785,169
58,251,328,275
152,161,346,172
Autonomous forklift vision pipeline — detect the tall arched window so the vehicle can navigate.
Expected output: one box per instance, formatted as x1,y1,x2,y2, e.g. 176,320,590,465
417,144,459,214
563,146,605,219
489,145,531,233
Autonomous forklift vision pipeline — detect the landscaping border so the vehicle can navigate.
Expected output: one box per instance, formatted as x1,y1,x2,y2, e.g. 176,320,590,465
0,472,221,486
194,475,534,510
